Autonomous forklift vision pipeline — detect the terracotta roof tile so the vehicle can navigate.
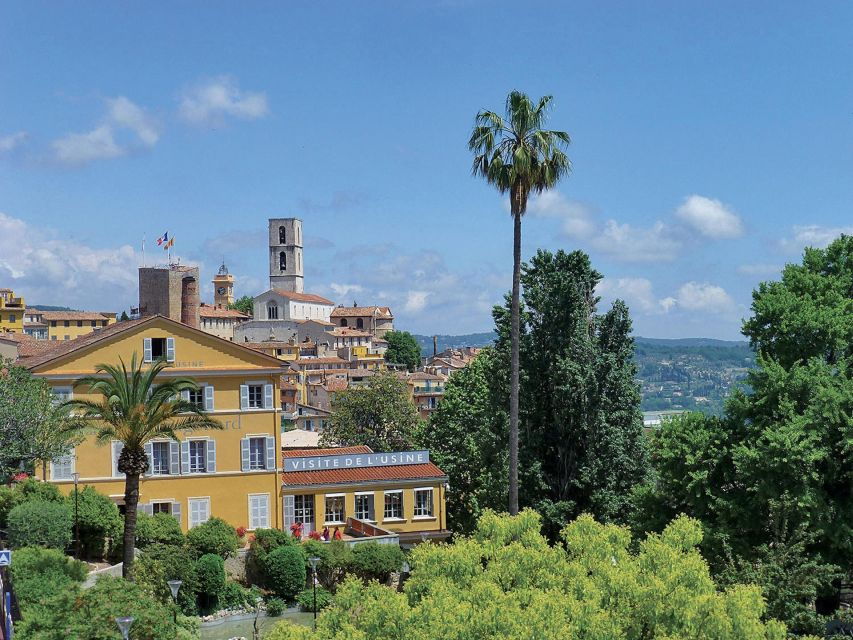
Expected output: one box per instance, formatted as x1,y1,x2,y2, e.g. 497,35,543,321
330,306,393,318
270,290,334,305
22,318,149,369
283,445,372,458
330,328,372,337
199,305,249,319
281,462,447,486
41,311,111,321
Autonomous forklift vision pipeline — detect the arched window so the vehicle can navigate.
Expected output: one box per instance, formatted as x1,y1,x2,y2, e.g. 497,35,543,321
341,318,348,327
268,304,279,320
279,251,286,271
279,226,286,244
356,318,364,329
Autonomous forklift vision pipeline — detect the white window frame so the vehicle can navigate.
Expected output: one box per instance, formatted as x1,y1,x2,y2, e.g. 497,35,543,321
51,386,73,406
188,497,210,529
150,440,171,476
324,493,346,525
247,436,266,471
187,438,208,474
354,491,375,522
383,489,404,521
151,500,173,515
293,494,314,524
413,487,435,519
248,493,270,530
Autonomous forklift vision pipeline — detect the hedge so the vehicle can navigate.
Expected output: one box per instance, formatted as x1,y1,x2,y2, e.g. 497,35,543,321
136,512,184,548
8,500,72,549
186,517,239,558
264,545,306,601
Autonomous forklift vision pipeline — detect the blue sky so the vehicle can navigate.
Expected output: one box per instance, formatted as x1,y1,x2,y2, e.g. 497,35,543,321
2,1,852,339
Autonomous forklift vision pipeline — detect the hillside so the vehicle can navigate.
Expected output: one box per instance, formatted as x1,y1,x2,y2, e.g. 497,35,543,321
414,332,754,415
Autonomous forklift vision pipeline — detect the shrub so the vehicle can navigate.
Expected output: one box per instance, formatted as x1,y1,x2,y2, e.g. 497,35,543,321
265,596,287,616
10,547,87,614
350,542,405,584
134,543,200,616
301,539,352,590
253,527,296,553
218,580,253,611
8,500,72,549
296,585,333,612
186,517,239,558
68,486,123,558
0,478,64,529
264,545,307,601
248,527,299,586
15,576,188,640
136,512,184,547
196,553,226,611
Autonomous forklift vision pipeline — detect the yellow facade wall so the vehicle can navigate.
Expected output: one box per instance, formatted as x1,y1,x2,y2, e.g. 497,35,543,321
47,316,115,341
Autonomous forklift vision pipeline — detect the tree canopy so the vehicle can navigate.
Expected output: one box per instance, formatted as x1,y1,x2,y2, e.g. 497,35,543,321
382,330,422,371
228,294,254,316
266,510,798,640
321,372,421,451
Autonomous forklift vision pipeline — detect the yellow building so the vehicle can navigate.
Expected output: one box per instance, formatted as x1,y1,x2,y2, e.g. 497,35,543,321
43,310,116,341
0,288,25,333
282,446,449,544
28,314,287,532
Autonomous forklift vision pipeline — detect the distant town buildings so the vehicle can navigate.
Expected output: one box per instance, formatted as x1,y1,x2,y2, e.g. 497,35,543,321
0,287,24,333
330,305,394,338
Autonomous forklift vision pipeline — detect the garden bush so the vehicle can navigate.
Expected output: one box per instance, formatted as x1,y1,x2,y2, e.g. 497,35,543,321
8,500,72,549
186,516,239,558
68,486,123,558
265,596,287,616
218,580,253,611
135,511,184,547
350,542,405,584
15,576,192,640
300,539,351,590
264,545,306,601
134,543,200,616
0,478,64,529
296,586,332,613
196,553,226,612
10,547,87,614
248,527,299,585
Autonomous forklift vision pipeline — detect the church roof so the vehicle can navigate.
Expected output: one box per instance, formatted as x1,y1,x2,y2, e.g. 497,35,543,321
269,290,334,305
331,306,393,318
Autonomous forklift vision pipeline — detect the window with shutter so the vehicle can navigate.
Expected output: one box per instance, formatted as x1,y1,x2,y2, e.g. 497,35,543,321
112,442,125,477
204,385,214,411
171,501,182,526
206,439,216,473
188,498,210,528
240,385,249,410
265,436,276,471
249,494,270,530
264,383,274,409
143,338,153,363
283,495,295,529
166,337,175,362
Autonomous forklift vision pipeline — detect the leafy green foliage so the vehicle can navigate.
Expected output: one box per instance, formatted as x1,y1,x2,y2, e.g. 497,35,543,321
383,330,422,371
264,544,307,601
68,486,123,558
349,542,405,584
218,580,254,610
0,477,64,529
186,516,239,558
0,360,79,481
296,586,332,613
196,553,226,612
300,539,352,590
322,371,421,451
134,543,200,616
15,576,191,640
8,500,72,549
135,511,184,547
228,295,254,316
267,510,798,640
265,596,287,616
10,547,87,616
247,527,298,586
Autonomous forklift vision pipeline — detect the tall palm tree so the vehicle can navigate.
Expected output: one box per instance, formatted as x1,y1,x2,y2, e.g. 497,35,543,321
65,354,221,579
469,91,571,515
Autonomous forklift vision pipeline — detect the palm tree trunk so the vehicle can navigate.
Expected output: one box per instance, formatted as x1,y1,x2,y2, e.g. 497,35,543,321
122,472,140,579
509,209,521,516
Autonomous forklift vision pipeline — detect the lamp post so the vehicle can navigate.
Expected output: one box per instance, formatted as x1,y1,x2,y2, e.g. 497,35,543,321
71,472,80,559
167,579,183,625
115,616,134,640
308,556,321,629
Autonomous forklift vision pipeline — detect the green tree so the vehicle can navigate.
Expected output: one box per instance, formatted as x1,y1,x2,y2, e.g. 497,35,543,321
64,354,221,579
68,485,123,558
383,330,421,371
469,91,571,515
321,372,420,451
8,500,72,549
421,349,508,534
186,516,239,558
265,510,799,640
119,310,130,321
0,360,78,481
228,295,254,316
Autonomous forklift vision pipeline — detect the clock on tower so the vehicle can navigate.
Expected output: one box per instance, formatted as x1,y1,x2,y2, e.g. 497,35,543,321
212,262,235,307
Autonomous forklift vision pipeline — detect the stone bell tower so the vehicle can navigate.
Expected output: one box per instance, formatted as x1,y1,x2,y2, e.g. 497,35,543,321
212,261,234,307
268,218,303,293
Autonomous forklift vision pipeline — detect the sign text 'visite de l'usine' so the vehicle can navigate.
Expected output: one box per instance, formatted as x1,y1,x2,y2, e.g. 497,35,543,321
283,450,430,473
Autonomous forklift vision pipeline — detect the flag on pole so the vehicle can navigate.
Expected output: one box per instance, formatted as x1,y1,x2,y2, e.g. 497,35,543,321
164,236,174,250
156,232,168,246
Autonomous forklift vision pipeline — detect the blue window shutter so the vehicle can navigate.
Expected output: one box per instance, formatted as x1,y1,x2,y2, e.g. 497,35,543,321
143,338,152,363
264,383,274,409
143,442,153,476
265,436,275,471
171,501,182,527
140,503,153,516
206,439,216,473
204,385,214,411
283,495,295,529
240,385,249,410
169,441,180,475
180,441,190,474
240,438,250,472
166,337,175,362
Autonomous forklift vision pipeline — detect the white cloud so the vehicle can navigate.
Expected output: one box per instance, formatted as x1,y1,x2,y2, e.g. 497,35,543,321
675,195,744,239
596,277,673,314
329,283,364,299
591,220,682,262
0,211,139,310
403,290,429,313
738,263,781,277
780,225,853,252
0,131,28,152
179,76,269,125
527,191,596,238
51,96,159,166
674,281,735,313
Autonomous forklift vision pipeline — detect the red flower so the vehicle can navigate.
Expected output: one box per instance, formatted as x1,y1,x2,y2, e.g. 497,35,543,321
236,526,248,538
308,530,322,540
11,472,29,483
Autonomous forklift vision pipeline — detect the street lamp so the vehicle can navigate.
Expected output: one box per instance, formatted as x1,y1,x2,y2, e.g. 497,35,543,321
115,616,134,640
308,556,321,629
71,472,80,559
167,579,183,624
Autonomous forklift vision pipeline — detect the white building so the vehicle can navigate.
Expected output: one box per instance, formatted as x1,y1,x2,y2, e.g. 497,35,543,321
253,289,334,323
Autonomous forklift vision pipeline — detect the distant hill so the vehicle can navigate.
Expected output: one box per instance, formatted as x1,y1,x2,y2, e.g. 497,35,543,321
413,332,497,355
634,336,749,348
29,305,74,311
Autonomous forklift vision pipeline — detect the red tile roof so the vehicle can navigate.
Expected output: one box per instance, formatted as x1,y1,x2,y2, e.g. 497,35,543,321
41,311,111,321
283,445,372,458
271,290,334,305
199,305,249,319
331,306,393,318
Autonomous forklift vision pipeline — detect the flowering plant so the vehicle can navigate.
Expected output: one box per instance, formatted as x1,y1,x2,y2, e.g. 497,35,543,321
236,526,248,538
290,522,304,538
308,530,322,540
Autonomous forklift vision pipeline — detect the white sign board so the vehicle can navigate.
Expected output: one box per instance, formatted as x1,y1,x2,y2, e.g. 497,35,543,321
284,450,429,472
0,550,10,567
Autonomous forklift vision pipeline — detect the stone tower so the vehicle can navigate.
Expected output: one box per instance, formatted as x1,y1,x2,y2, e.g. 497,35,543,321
138,265,200,328
268,218,303,293
212,262,234,307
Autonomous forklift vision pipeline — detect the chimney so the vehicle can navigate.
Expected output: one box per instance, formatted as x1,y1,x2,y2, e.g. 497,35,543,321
433,335,437,357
